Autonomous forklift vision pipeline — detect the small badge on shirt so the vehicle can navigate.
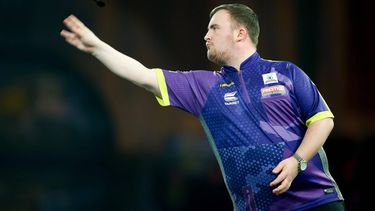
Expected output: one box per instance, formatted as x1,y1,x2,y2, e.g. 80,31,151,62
262,72,278,85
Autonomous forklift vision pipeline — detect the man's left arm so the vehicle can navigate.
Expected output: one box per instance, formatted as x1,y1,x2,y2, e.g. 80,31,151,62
294,117,334,161
269,117,334,195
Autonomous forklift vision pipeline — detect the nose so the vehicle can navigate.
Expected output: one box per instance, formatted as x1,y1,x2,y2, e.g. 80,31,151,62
204,31,210,41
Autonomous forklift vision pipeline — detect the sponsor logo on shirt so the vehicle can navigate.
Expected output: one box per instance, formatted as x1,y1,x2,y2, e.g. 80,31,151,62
262,72,278,85
224,91,239,105
220,81,235,88
261,85,286,97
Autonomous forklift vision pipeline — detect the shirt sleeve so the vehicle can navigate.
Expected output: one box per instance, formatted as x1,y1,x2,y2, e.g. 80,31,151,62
289,64,334,126
153,68,218,117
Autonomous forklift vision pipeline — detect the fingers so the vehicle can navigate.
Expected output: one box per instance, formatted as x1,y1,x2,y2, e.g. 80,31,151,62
270,171,291,195
60,29,75,39
269,158,297,195
60,14,98,53
62,15,86,35
270,169,286,187
269,161,284,186
60,29,78,44
272,179,291,195
272,163,282,174
68,14,85,28
60,29,82,49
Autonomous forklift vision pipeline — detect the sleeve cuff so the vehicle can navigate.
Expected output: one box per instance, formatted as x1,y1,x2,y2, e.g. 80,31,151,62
154,68,170,106
305,111,334,127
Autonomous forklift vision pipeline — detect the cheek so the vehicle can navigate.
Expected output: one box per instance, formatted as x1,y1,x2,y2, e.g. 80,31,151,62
218,35,234,49
216,33,231,42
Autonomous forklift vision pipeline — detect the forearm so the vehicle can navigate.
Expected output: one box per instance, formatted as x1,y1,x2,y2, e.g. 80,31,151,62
295,118,334,161
92,41,160,96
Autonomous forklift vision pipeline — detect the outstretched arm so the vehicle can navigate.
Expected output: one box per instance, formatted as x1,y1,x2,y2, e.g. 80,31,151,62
60,15,160,97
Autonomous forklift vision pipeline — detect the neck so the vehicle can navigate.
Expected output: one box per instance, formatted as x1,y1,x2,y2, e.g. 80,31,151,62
227,46,256,71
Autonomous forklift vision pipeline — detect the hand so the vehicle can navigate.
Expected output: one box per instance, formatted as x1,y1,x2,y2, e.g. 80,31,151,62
269,156,299,195
60,15,102,54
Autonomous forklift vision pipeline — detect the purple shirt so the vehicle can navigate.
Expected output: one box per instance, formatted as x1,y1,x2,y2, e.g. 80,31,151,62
155,52,343,210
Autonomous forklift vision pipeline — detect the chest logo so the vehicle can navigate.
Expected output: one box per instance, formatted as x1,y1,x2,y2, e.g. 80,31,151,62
261,85,286,97
224,91,239,105
220,81,235,88
262,72,278,85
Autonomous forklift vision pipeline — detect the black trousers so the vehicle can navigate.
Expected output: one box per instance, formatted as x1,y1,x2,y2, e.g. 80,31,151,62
308,201,345,211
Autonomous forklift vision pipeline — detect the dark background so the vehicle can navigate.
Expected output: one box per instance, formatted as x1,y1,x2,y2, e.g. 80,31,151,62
0,0,373,210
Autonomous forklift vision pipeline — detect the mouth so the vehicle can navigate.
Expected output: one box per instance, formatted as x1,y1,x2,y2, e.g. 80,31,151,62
206,42,212,49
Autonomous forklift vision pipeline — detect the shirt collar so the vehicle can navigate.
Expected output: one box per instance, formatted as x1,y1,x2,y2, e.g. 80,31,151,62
221,51,260,73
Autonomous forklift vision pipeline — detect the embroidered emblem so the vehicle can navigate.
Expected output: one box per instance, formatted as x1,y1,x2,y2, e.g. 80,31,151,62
224,91,239,105
262,72,278,85
220,81,235,88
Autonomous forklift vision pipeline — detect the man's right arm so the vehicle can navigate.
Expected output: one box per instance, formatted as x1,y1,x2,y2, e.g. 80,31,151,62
60,15,160,97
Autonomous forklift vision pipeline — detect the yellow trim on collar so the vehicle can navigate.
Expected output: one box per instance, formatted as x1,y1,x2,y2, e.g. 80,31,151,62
306,111,334,127
154,68,170,106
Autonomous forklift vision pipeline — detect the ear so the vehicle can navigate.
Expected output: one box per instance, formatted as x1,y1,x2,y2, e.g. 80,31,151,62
235,27,248,42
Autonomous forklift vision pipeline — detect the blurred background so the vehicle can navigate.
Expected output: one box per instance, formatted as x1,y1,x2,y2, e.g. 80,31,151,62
0,0,373,210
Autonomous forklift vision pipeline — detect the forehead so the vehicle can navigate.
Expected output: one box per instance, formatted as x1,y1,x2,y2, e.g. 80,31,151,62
208,9,233,27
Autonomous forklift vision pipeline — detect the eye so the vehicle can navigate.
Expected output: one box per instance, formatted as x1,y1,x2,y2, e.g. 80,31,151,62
208,24,219,31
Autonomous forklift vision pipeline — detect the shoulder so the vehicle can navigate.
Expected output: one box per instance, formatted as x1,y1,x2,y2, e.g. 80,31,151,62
163,69,222,81
258,58,306,77
259,58,298,70
158,69,222,92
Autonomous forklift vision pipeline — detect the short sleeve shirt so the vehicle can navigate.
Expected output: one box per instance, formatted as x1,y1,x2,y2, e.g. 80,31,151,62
155,52,343,211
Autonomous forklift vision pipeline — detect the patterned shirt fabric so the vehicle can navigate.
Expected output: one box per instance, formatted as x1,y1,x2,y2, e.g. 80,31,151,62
154,52,343,211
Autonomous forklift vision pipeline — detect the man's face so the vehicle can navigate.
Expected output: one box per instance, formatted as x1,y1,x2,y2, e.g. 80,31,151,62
204,10,236,65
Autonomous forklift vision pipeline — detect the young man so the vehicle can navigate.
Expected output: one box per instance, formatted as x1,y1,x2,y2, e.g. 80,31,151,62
61,3,344,211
